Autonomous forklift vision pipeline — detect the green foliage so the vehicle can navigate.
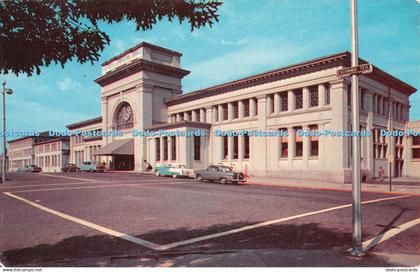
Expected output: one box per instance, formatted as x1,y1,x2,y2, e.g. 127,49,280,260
0,0,222,76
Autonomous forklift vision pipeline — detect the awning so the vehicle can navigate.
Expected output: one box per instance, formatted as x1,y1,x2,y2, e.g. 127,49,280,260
93,138,134,156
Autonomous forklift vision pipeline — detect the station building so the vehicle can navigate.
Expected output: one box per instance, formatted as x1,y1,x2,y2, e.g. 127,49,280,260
34,137,70,172
68,42,416,183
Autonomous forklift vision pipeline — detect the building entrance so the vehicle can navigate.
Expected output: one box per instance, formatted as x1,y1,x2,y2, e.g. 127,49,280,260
113,155,134,170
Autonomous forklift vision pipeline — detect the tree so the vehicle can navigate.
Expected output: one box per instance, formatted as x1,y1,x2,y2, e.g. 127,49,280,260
0,0,222,76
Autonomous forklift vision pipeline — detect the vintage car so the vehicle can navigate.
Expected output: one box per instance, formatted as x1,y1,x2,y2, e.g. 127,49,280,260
194,165,246,184
78,161,106,173
154,163,195,178
61,163,79,172
17,164,42,173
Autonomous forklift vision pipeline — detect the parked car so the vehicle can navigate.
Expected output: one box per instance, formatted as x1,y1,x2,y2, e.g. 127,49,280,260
17,164,42,173
194,165,246,184
154,163,195,178
61,163,78,173
78,161,105,173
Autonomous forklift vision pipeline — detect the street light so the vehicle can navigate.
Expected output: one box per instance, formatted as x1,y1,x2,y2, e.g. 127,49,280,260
1,81,13,184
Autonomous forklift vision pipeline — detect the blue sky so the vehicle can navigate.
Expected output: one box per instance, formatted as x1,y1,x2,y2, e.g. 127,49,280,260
2,0,419,142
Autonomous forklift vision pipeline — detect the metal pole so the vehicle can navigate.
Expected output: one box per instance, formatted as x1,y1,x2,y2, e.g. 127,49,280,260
350,0,364,256
2,81,6,183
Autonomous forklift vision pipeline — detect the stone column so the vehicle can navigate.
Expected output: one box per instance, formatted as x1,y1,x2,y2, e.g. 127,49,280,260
303,87,309,110
184,112,189,121
150,138,156,167
200,108,206,123
160,137,164,163
176,113,182,122
192,110,198,122
288,127,295,167
218,105,223,122
267,95,273,114
238,100,244,119
168,136,173,161
250,98,256,118
274,93,280,113
228,135,233,163
288,90,294,112
228,102,234,121
319,84,325,107
238,135,244,170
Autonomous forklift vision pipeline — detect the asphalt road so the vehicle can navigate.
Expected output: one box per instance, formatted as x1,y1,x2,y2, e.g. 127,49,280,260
0,172,419,267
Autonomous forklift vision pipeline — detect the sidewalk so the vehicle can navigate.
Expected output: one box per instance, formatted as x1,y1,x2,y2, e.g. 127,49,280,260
246,176,420,196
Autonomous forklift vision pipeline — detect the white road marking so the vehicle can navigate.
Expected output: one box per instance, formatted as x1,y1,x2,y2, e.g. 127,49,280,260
8,181,194,193
4,192,161,250
40,173,105,182
361,216,420,252
156,195,411,250
0,181,104,189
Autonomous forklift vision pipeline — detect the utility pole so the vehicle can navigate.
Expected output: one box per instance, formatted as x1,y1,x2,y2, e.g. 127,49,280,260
350,0,364,256
1,81,13,184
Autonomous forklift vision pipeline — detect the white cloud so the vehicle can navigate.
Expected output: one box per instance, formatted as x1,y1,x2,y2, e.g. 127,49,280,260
57,77,82,91
220,38,249,46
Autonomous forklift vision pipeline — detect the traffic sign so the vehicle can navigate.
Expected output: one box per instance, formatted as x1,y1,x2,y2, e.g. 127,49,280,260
337,63,373,78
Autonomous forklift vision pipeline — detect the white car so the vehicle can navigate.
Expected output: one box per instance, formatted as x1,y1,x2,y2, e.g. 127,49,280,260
155,163,194,178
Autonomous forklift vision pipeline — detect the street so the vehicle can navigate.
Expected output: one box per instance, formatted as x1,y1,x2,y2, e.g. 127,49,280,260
0,173,419,267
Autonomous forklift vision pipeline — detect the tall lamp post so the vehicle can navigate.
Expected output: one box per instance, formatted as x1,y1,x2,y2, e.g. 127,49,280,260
1,81,13,184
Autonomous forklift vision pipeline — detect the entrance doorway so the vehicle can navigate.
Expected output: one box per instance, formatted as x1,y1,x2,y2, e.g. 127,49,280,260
113,155,134,170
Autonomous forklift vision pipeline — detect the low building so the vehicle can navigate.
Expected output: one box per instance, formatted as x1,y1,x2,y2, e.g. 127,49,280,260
7,132,57,172
34,137,70,172
66,116,104,167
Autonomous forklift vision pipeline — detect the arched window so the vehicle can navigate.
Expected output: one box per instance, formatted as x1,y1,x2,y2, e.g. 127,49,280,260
114,102,134,130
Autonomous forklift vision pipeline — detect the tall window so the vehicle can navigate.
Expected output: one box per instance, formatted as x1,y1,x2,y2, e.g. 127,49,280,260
194,136,201,161
309,125,319,156
223,136,228,160
244,134,250,159
294,89,303,110
280,92,288,111
294,126,303,157
243,99,250,117
254,98,258,116
268,94,274,114
233,101,239,119
279,128,288,158
171,136,176,160
347,84,352,107
222,104,228,121
214,106,219,122
309,86,319,107
114,102,134,130
156,138,161,161
163,137,168,161
325,83,331,105
233,136,239,159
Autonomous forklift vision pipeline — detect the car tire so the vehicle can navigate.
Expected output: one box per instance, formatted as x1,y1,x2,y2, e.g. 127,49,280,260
232,180,239,185
155,171,160,177
196,175,203,182
220,178,227,184
172,174,177,179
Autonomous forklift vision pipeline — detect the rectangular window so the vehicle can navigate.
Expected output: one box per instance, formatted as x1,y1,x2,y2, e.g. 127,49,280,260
233,101,239,119
413,148,420,159
223,136,228,160
243,99,250,117
325,83,330,105
279,128,288,158
171,136,176,160
280,92,288,111
244,134,250,159
347,84,352,107
309,125,319,156
233,136,239,160
222,104,228,121
194,136,201,161
163,137,168,161
295,126,303,157
309,86,319,107
361,89,366,111
156,138,161,161
294,89,303,109
413,136,420,145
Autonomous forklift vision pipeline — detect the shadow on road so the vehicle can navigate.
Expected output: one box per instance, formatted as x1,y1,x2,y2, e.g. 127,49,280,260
1,221,396,267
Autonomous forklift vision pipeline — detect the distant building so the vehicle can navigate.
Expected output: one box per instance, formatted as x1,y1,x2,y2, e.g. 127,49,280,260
66,117,103,167
404,121,420,177
34,137,70,172
7,132,57,172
